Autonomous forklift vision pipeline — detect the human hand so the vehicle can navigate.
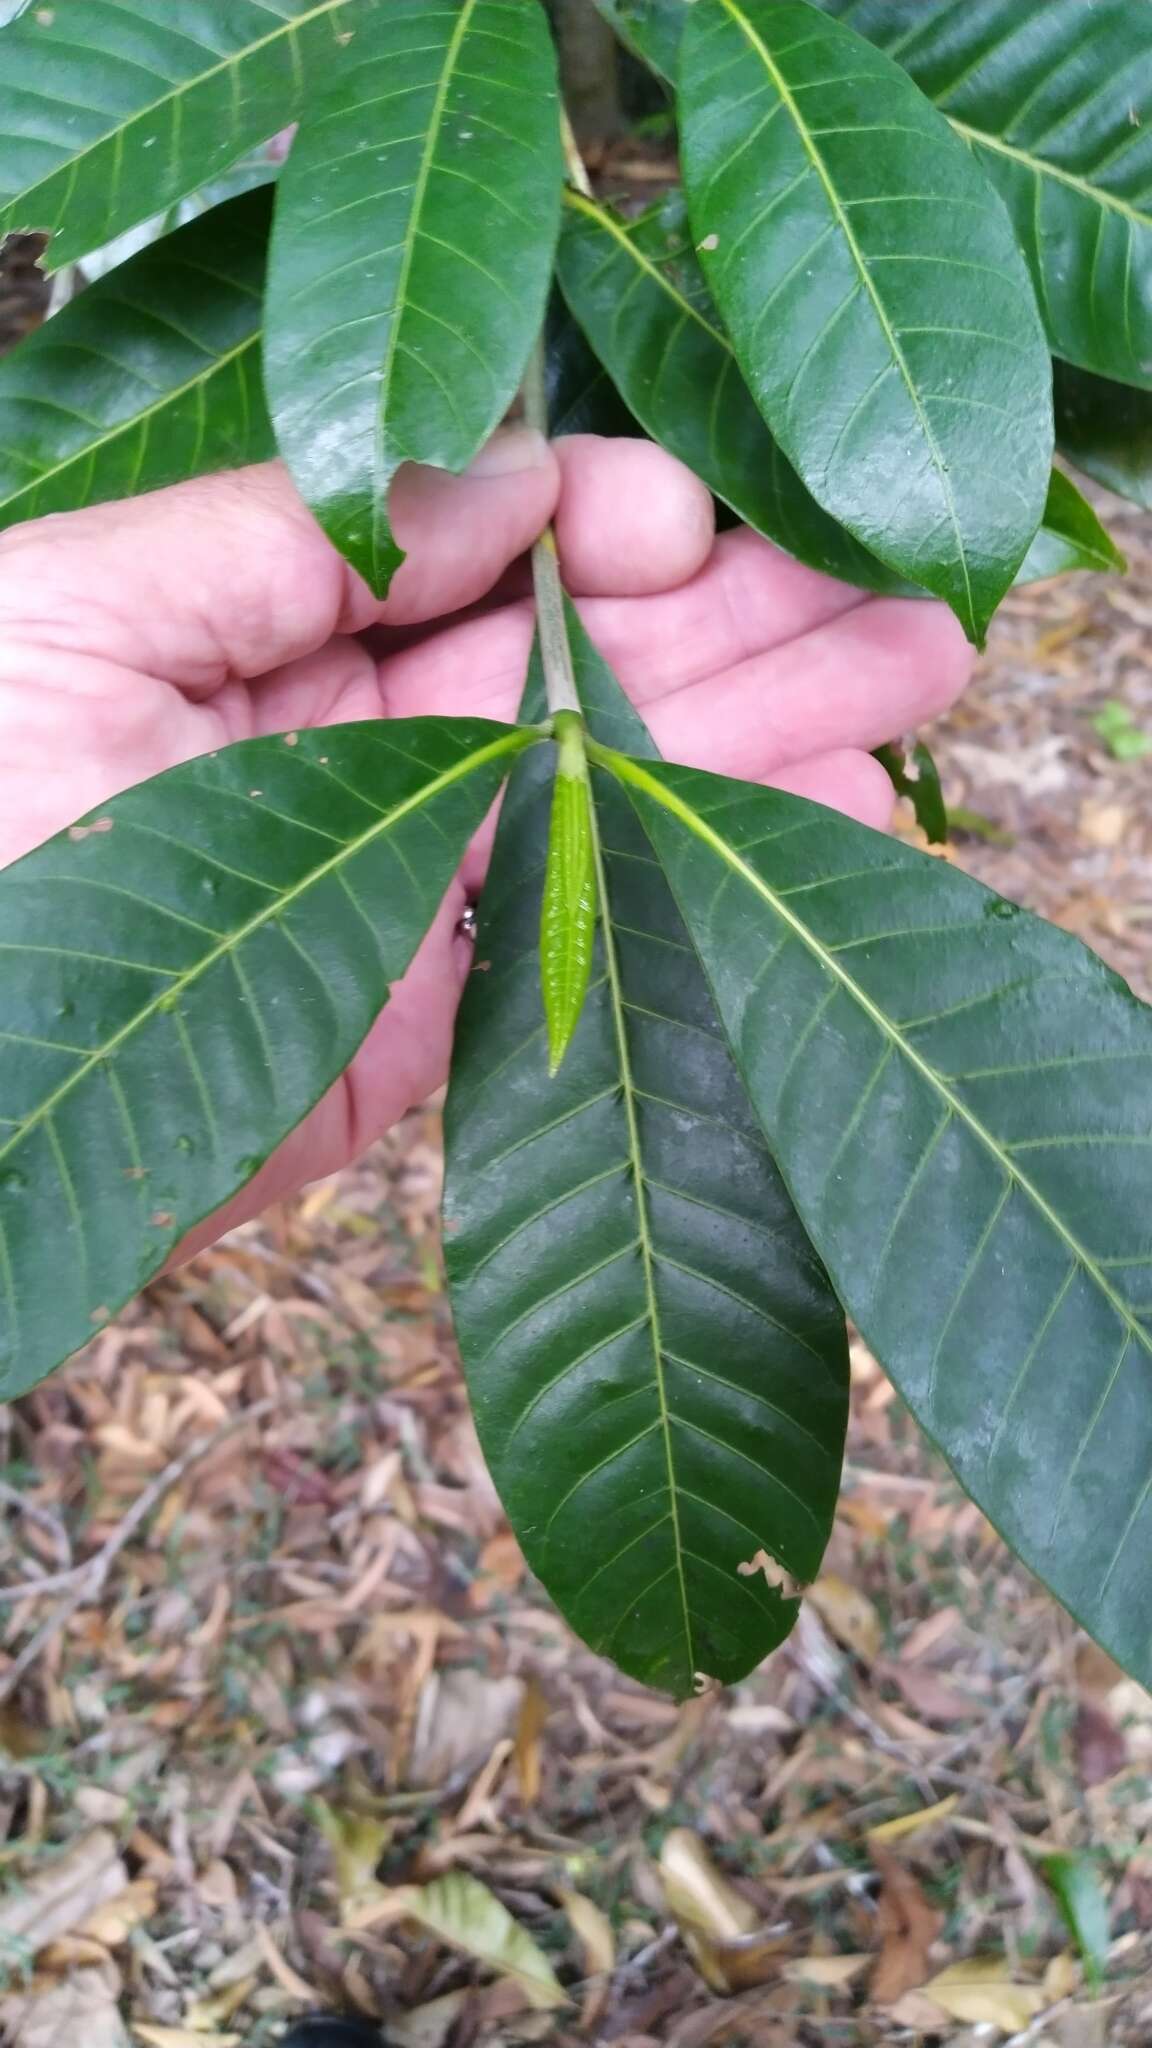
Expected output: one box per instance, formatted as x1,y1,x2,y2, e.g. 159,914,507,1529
0,434,972,1249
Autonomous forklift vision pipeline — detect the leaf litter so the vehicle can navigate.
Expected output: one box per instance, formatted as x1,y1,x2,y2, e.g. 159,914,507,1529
0,507,1147,2044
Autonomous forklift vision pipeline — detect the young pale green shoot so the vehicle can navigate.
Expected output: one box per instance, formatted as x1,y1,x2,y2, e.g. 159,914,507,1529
540,711,598,1074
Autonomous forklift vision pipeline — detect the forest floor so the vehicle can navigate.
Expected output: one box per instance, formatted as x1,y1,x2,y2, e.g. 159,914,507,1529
0,500,1149,2048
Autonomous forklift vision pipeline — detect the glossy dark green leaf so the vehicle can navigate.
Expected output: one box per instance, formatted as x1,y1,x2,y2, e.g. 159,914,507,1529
0,0,359,269
811,0,1152,392
873,741,947,846
444,609,848,1698
601,748,1152,1690
1015,470,1126,585
0,190,274,533
546,293,638,440
557,188,906,592
1055,361,1152,513
679,0,1053,641
592,0,682,82
0,717,530,1398
264,0,563,595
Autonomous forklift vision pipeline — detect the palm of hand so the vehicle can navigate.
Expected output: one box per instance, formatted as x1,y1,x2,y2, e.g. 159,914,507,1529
0,435,970,1248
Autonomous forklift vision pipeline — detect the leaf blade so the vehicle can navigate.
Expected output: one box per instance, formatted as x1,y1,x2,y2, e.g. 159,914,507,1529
602,747,1152,1690
1014,469,1126,585
0,0,358,268
1055,360,1152,513
811,0,1152,391
0,189,274,531
0,717,529,1396
444,613,848,1697
557,188,906,592
679,0,1053,640
264,0,563,592
541,715,598,1076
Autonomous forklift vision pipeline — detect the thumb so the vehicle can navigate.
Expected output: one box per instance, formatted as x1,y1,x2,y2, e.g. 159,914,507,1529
381,425,559,628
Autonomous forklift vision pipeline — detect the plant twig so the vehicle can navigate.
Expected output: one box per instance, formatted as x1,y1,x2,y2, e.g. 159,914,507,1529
0,1398,276,1702
523,333,581,718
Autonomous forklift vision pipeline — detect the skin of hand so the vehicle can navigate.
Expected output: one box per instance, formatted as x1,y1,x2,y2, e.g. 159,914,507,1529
0,430,972,1254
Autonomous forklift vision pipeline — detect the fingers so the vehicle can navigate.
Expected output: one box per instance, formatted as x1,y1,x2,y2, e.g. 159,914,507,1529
643,593,973,779
767,749,895,832
552,435,715,596
577,524,870,697
0,434,560,692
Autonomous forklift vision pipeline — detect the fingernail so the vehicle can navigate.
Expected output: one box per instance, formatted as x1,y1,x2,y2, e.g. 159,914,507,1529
466,425,551,478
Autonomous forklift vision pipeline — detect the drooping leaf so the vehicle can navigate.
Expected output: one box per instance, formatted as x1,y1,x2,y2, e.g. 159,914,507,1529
873,741,948,846
1014,470,1127,585
557,189,907,592
264,0,564,595
0,190,274,533
592,0,683,83
678,0,1053,641
1055,361,1152,513
540,713,598,1076
597,747,1152,1690
811,0,1152,392
0,717,531,1398
0,0,360,269
444,608,848,1698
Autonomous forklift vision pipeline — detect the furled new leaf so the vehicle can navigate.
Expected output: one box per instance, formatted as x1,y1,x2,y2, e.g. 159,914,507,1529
0,0,359,269
1015,471,1126,585
678,0,1053,641
811,0,1152,392
1055,362,1152,514
0,190,274,532
602,749,1152,1689
264,0,563,594
0,718,530,1398
557,189,906,591
540,714,597,1075
444,608,848,1698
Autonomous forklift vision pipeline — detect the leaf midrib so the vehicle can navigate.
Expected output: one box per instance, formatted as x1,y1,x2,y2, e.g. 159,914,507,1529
563,189,730,351
600,745,1152,1378
708,0,977,634
1,0,353,251
0,328,262,517
586,768,696,1679
373,0,479,573
0,725,533,1172
949,115,1152,232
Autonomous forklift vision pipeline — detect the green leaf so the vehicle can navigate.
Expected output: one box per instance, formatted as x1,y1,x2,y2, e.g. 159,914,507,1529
444,607,848,1698
540,713,598,1076
264,0,564,595
397,1873,568,2010
557,188,906,592
811,0,1152,392
1042,1852,1110,1991
873,741,947,846
1056,361,1152,513
546,293,638,440
1092,701,1152,762
0,189,274,533
597,747,1152,1690
678,0,1053,642
0,717,530,1398
0,0,358,270
592,0,683,82
1015,470,1127,585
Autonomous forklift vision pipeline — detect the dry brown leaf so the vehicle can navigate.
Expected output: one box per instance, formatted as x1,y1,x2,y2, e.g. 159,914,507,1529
513,1675,548,1806
409,1668,524,1788
557,1886,615,1976
808,1576,881,1663
79,1877,157,1947
868,1795,958,1844
354,1872,567,2010
659,1828,758,1943
870,1846,943,2004
920,1958,1046,2029
133,2031,242,2048
1,1964,127,2048
781,1953,869,1988
0,1830,128,1954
